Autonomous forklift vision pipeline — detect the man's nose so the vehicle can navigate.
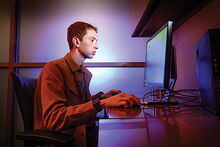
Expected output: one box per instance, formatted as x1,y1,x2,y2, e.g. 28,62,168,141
95,42,99,49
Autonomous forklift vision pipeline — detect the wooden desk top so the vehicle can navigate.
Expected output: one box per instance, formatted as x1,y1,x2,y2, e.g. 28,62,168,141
99,106,220,147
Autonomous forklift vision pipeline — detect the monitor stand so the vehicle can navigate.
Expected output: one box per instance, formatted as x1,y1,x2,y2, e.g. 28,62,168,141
141,89,179,105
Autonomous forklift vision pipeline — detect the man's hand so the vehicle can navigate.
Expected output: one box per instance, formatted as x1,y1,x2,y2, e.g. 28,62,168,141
100,93,141,108
101,90,121,99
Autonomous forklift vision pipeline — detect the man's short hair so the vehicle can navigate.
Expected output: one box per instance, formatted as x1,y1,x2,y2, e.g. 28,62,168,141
67,21,97,50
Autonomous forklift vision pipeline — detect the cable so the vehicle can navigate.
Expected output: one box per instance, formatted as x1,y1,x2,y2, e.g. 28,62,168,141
142,88,201,107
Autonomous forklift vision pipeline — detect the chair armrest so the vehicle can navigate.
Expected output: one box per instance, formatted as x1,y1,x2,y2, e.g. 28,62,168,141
16,129,74,145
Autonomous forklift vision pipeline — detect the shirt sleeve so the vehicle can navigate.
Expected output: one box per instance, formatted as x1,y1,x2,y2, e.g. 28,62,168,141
39,63,97,131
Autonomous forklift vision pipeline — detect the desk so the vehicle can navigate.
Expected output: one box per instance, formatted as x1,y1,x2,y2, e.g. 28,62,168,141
98,106,220,147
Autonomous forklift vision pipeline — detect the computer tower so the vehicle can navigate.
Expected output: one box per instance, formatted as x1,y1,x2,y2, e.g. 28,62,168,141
196,29,220,115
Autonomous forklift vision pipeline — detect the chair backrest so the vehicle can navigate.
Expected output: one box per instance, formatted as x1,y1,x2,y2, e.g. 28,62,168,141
11,72,37,131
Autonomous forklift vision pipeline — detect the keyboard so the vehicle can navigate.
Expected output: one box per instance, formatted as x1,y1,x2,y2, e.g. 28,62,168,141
141,100,179,105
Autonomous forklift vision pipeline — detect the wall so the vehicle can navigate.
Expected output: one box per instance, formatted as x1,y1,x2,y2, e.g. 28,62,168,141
19,0,147,63
18,0,148,95
173,0,220,89
0,0,10,62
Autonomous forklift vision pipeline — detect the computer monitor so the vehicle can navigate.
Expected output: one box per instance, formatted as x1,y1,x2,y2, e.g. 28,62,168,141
144,21,176,90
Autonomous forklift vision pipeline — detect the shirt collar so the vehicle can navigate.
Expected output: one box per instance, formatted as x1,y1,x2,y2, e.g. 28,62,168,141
64,52,88,74
64,52,80,73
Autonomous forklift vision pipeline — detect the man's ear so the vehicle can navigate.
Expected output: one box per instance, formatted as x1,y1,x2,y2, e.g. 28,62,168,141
72,37,80,48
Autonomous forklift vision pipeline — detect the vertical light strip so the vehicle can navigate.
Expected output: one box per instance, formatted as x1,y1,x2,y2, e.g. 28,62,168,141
6,0,19,146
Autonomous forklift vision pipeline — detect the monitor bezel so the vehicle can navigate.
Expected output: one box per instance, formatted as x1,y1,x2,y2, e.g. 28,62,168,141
144,21,173,89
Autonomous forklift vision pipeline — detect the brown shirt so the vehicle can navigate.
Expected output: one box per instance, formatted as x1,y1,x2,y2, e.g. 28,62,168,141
34,53,98,147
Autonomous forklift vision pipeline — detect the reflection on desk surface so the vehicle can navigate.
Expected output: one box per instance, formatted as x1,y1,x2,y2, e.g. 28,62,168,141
107,107,144,119
99,119,149,147
101,106,220,147
107,105,205,119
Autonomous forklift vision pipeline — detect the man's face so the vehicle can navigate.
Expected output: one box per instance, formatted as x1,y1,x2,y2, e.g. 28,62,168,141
78,29,99,59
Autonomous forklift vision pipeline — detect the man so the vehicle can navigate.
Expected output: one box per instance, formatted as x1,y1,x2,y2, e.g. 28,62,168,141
34,21,141,147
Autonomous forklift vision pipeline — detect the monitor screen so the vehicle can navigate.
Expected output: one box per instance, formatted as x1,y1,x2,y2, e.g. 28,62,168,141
144,21,175,89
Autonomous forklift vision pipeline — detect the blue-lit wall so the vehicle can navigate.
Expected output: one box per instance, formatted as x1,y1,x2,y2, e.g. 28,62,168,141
18,0,148,97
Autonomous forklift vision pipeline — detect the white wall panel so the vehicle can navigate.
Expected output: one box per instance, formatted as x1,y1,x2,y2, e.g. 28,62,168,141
19,0,147,62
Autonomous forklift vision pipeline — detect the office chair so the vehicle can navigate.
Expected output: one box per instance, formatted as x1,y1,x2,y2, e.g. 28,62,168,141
11,72,74,147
